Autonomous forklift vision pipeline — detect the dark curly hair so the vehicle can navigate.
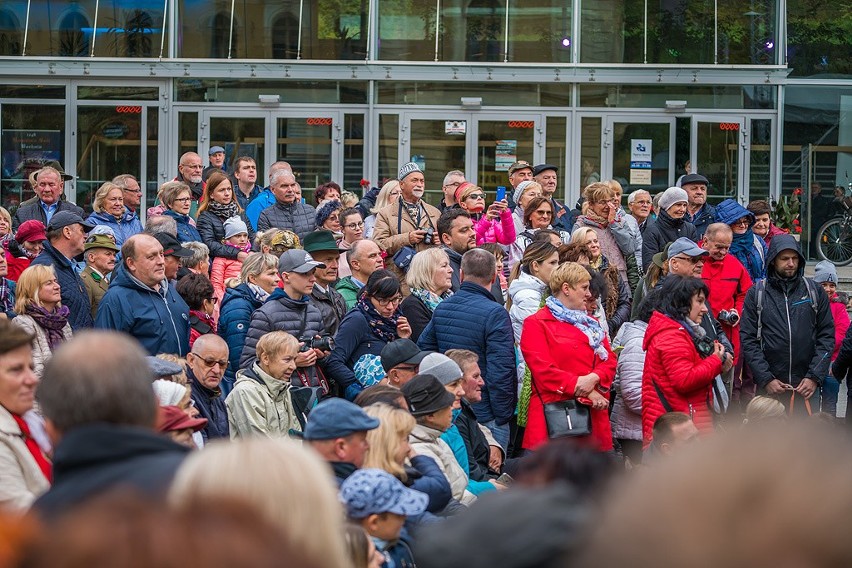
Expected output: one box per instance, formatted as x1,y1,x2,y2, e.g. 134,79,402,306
657,276,709,320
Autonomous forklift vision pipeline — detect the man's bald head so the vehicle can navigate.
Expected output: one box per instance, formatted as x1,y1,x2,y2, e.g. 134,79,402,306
187,334,229,390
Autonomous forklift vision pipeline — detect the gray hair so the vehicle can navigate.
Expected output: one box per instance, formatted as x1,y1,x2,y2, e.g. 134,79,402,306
443,170,465,186
39,331,159,432
269,169,295,187
158,181,191,208
111,173,138,190
460,248,497,282
144,215,178,237
627,189,650,205
180,241,210,269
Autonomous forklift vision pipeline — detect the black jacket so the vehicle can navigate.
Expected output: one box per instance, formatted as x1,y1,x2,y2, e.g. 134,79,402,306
641,210,699,271
188,367,230,441
33,424,188,520
455,400,497,482
310,284,348,336
196,210,255,260
30,241,93,330
740,235,834,389
12,199,84,230
399,294,433,343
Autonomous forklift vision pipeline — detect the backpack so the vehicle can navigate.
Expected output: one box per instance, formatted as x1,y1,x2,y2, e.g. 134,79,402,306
754,277,819,342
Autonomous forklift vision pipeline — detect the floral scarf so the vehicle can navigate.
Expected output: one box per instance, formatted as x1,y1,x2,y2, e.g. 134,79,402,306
207,200,239,220
410,287,452,313
225,240,252,253
356,296,400,344
545,296,608,360
24,304,69,349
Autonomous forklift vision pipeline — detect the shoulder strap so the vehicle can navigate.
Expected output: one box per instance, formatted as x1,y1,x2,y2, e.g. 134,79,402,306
652,380,673,413
756,280,766,342
804,278,819,315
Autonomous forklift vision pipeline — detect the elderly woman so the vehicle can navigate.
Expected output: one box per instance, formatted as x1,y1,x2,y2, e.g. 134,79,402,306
715,198,767,282
12,265,72,377
641,276,726,448
4,220,46,282
179,241,211,279
748,199,786,247
85,182,143,246
400,248,454,342
571,227,632,336
641,186,699,271
226,331,303,439
314,181,341,205
511,180,544,238
196,171,255,262
315,200,343,236
325,270,412,402
150,181,202,243
364,180,400,239
520,262,617,453
573,181,640,293
511,197,570,267
337,207,364,278
0,320,50,511
219,252,280,394
455,182,514,246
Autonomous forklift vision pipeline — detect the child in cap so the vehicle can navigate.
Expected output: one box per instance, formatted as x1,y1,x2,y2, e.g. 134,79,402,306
813,260,850,416
340,468,428,568
211,216,252,303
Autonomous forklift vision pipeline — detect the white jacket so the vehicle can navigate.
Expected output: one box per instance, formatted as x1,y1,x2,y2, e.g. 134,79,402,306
410,423,476,506
0,406,50,512
508,271,546,383
610,320,647,441
12,314,73,377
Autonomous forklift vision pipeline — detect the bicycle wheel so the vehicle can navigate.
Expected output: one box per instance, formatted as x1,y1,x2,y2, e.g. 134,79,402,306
817,218,852,266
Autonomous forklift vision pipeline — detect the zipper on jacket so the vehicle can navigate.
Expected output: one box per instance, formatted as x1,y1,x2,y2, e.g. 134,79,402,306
160,287,185,356
784,291,793,384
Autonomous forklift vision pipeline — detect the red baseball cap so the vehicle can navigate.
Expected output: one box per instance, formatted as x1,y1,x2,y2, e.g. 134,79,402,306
157,405,207,433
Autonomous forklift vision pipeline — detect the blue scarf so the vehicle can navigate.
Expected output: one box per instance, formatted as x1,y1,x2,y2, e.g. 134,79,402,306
545,296,608,360
729,228,765,281
410,287,452,313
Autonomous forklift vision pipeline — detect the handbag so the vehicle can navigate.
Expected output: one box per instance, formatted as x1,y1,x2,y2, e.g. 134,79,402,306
392,246,417,272
533,379,592,439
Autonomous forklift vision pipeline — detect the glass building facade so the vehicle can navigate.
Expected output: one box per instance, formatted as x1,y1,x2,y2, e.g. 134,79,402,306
0,0,849,254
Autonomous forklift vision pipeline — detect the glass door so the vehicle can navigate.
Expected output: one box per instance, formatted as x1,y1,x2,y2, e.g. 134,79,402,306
603,116,675,195
200,111,268,183
475,115,542,196
691,116,746,204
400,114,470,205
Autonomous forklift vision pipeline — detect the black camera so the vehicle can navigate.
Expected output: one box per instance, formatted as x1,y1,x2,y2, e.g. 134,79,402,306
717,310,739,326
299,335,335,353
693,335,715,358
423,228,434,245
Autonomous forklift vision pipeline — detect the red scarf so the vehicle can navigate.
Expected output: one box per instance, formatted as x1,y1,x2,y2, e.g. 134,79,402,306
11,414,52,483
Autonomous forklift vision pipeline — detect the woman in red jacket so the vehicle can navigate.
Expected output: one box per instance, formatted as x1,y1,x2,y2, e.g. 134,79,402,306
521,261,616,452
641,276,726,448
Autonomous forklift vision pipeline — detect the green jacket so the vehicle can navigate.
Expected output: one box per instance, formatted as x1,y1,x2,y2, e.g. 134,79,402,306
335,276,363,311
225,363,301,439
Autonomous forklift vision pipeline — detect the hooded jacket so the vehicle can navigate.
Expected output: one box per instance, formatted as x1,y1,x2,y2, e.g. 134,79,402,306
162,210,202,243
714,199,767,282
739,235,834,389
226,363,301,439
641,209,699,271
700,253,752,357
334,276,363,311
641,312,723,447
256,200,317,240
85,210,143,246
94,263,190,356
610,320,647,442
409,423,476,506
30,241,93,330
218,283,263,389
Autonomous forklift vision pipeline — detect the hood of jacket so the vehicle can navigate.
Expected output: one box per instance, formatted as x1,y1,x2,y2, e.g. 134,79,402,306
766,234,805,282
109,262,168,295
162,209,192,223
336,276,362,294
443,245,463,265
411,422,444,443
613,319,648,349
236,362,291,398
642,311,685,351
714,199,754,227
508,270,545,300
221,282,262,310
267,287,312,307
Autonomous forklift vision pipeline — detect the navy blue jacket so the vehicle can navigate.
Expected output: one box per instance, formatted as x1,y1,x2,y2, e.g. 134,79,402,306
325,308,391,389
188,367,229,441
162,210,202,243
550,197,575,233
94,263,190,356
218,283,263,389
418,282,517,425
685,202,716,239
31,241,93,330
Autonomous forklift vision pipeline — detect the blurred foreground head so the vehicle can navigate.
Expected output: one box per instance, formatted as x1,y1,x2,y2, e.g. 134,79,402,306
580,423,852,567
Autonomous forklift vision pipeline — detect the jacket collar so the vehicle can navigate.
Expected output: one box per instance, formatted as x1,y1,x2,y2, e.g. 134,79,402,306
0,405,23,437
459,280,496,301
411,422,443,442
241,363,291,398
188,367,223,399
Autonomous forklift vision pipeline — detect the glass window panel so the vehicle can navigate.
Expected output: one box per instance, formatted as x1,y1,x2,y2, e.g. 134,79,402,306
477,120,536,196
0,7,24,56
611,122,672,194
580,0,640,64
1,104,66,210
696,121,740,202
507,1,572,63
146,106,159,212
174,80,367,104
408,119,466,204
276,117,333,201
0,85,65,99
209,116,265,184
579,117,601,196
749,119,772,202
787,0,852,78
545,116,567,200
78,86,159,101
376,82,569,106
378,114,399,185
178,112,198,160
718,0,777,64
76,106,143,214
578,85,775,110
344,114,365,192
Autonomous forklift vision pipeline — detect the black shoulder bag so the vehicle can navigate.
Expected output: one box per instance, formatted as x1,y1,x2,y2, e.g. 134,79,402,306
532,376,592,439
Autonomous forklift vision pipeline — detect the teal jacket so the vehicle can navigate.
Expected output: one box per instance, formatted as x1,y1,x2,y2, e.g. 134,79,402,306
440,412,496,496
335,276,362,311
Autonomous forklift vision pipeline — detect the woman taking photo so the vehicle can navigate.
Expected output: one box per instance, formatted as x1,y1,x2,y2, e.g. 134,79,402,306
337,207,365,278
150,181,202,243
455,182,514,246
400,248,454,342
520,262,616,453
641,276,727,448
12,265,72,377
325,270,412,401
0,319,50,511
364,180,400,239
571,227,631,335
86,181,143,246
219,252,280,394
197,171,255,262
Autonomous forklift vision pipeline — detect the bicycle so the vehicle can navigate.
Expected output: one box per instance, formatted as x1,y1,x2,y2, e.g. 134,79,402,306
816,186,852,266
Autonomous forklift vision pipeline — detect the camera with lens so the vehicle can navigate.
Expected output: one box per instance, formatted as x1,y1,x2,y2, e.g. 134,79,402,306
693,335,715,358
299,335,335,353
423,228,434,245
717,310,739,326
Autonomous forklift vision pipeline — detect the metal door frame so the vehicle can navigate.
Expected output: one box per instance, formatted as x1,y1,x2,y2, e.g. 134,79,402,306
690,114,747,202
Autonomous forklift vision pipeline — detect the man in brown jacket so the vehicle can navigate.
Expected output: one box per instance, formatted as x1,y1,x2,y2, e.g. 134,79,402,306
372,162,441,293
80,234,119,319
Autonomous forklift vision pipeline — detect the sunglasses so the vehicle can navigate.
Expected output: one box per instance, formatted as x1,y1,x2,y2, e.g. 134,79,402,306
466,193,486,200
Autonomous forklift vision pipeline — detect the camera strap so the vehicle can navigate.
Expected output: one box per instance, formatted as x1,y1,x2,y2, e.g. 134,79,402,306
397,199,434,234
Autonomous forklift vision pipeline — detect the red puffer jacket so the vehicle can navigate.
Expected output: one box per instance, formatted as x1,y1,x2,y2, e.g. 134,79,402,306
641,311,723,448
700,254,752,358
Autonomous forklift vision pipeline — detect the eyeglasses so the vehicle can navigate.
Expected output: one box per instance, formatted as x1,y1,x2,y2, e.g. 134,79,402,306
122,188,142,194
207,297,219,305
533,209,553,216
732,218,750,227
467,193,486,200
673,255,702,264
345,221,365,230
374,295,403,306
173,197,192,203
444,182,461,189
190,353,228,368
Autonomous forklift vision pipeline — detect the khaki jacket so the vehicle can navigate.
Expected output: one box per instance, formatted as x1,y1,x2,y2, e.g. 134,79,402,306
226,363,302,439
373,200,441,293
0,408,50,512
410,423,476,506
80,266,111,319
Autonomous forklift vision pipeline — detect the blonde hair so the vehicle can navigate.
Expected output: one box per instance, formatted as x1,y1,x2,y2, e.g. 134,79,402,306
583,181,618,204
457,183,483,203
570,226,598,249
362,403,416,481
744,396,786,424
256,331,299,361
15,265,59,314
549,261,591,294
240,252,279,284
340,190,359,209
606,179,624,198
406,248,450,292
158,181,191,208
0,206,11,230
91,182,124,214
169,438,348,568
518,181,543,203
372,180,400,214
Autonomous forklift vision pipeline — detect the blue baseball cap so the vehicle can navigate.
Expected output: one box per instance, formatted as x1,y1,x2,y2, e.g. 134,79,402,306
667,237,708,259
340,469,429,519
209,146,225,155
302,398,380,441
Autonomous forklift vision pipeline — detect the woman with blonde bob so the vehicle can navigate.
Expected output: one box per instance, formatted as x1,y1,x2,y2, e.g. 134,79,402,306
364,180,401,239
12,265,72,377
362,403,453,515
399,248,454,342
86,182,142,246
169,437,348,568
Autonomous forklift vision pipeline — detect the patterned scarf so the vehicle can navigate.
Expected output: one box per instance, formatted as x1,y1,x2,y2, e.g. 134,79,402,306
410,287,452,313
580,207,625,229
356,296,401,344
207,200,239,220
225,240,252,253
0,278,12,313
248,282,270,302
545,296,608,360
24,304,69,349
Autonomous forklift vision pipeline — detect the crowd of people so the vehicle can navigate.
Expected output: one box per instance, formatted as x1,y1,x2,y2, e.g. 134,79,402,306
1,152,851,567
